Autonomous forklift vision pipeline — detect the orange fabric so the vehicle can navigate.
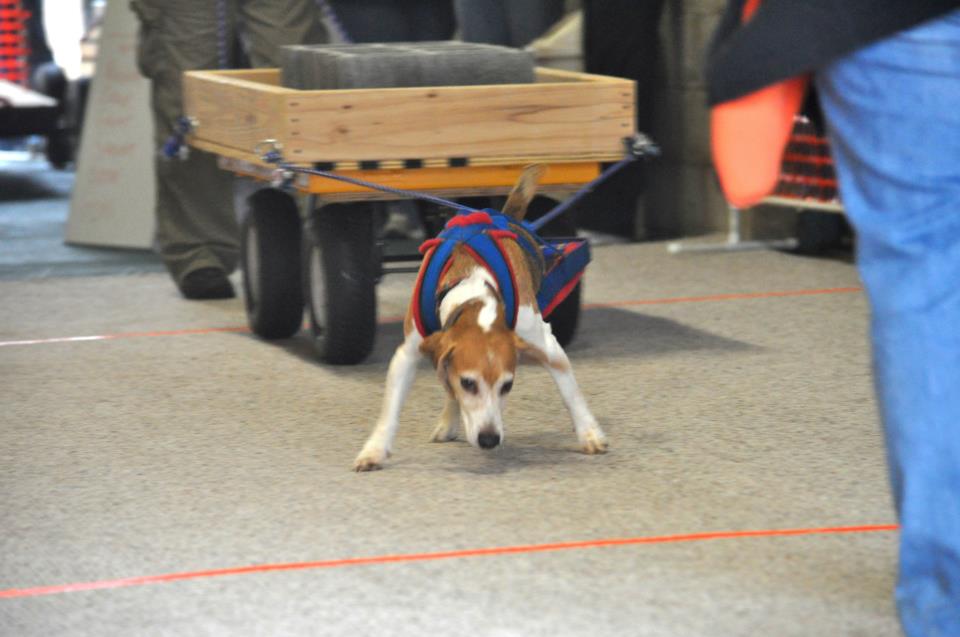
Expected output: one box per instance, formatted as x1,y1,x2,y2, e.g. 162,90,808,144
710,0,810,208
742,0,762,20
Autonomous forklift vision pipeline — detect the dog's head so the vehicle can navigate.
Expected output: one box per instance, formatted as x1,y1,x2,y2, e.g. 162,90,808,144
420,300,531,450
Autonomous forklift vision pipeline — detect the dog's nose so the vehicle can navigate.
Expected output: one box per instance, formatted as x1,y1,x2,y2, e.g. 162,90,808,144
477,431,501,450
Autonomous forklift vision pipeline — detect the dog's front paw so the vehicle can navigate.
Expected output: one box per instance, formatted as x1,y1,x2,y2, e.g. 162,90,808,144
429,421,458,443
579,427,609,455
353,446,389,472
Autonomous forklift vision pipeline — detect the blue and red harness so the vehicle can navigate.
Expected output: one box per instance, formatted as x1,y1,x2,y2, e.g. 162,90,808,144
412,209,591,337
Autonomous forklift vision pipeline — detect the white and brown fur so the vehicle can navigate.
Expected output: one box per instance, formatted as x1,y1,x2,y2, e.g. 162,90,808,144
353,165,608,471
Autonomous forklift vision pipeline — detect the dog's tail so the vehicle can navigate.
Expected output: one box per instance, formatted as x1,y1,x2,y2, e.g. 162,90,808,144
502,164,545,221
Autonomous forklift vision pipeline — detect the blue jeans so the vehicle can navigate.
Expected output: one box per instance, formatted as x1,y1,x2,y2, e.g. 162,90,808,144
815,11,960,636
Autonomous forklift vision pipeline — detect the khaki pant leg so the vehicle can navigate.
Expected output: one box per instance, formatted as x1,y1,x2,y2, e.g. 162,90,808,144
234,0,328,228
237,0,328,68
132,0,239,284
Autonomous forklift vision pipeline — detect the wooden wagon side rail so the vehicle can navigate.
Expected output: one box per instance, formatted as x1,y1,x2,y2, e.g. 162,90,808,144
183,67,635,165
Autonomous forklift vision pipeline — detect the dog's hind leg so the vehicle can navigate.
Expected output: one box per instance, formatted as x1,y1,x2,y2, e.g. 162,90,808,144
430,395,461,442
515,307,608,455
354,334,422,471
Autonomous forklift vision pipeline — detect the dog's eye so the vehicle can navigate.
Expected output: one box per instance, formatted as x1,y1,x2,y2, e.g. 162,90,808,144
500,380,513,395
460,377,478,394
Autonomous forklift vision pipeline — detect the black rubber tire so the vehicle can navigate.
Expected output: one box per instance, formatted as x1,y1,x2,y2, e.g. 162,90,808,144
240,188,304,339
303,203,378,365
527,195,582,347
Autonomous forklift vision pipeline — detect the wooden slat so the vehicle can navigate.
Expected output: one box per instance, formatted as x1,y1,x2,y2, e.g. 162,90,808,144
182,70,289,156
283,80,634,162
186,68,288,91
184,67,635,163
209,68,283,86
534,67,627,84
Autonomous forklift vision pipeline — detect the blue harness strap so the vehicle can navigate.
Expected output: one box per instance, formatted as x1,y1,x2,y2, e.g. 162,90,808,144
415,236,459,336
537,238,591,318
413,209,591,337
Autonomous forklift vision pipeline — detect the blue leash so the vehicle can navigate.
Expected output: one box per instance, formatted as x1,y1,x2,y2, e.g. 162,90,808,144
315,0,352,44
531,134,660,231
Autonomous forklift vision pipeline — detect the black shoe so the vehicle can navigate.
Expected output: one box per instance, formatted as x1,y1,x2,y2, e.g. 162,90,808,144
178,267,235,300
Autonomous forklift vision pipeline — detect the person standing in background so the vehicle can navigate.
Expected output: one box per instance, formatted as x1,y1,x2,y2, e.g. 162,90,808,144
578,0,666,238
325,0,455,43
131,1,327,299
454,0,564,48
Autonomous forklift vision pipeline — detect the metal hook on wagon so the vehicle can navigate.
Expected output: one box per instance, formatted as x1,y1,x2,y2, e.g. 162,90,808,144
255,139,295,188
624,132,661,159
161,116,198,161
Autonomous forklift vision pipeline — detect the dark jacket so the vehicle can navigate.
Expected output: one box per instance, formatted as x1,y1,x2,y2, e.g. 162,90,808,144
707,0,960,105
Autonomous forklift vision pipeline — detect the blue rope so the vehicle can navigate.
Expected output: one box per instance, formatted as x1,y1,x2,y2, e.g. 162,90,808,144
315,0,353,43
528,134,660,231
528,157,635,232
216,0,229,69
162,116,194,160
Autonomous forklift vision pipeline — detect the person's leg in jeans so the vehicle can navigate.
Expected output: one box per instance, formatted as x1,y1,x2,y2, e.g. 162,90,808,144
816,11,960,636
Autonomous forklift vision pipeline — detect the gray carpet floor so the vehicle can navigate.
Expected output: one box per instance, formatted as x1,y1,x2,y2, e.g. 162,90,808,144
0,212,901,635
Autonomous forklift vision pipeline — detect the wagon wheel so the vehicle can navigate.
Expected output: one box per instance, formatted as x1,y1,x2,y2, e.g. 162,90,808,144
527,195,582,347
240,188,304,339
303,202,378,365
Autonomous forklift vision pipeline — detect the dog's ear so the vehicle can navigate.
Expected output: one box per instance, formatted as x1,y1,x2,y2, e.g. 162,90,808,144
513,333,549,366
419,331,443,365
420,332,454,370
502,164,545,220
422,334,456,392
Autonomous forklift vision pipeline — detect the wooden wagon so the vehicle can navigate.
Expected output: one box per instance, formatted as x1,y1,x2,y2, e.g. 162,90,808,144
183,66,636,363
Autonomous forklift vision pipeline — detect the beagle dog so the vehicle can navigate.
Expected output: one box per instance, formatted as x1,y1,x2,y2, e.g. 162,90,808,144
353,165,607,471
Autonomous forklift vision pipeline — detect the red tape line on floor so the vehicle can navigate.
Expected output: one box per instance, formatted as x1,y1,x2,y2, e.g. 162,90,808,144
0,287,863,348
0,524,897,599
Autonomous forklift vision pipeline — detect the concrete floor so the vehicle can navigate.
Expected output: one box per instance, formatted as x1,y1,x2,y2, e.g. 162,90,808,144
0,157,900,636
